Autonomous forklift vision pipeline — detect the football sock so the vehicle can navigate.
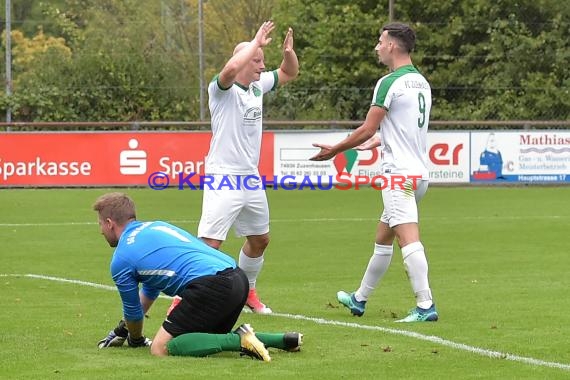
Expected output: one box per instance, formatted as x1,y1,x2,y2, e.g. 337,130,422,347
239,250,264,288
416,289,433,310
167,332,240,357
355,244,393,302
166,331,291,356
401,241,433,309
255,332,288,350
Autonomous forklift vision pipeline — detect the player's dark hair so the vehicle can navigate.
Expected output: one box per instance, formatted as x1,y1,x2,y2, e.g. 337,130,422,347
93,192,136,225
382,23,416,53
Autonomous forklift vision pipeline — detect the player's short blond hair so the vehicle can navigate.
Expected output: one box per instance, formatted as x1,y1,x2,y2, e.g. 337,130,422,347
93,192,136,225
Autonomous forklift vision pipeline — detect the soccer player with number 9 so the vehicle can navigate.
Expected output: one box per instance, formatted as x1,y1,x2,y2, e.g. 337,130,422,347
310,23,438,322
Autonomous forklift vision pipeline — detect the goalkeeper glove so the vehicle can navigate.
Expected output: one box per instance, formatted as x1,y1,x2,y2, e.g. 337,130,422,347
97,320,128,348
127,334,152,348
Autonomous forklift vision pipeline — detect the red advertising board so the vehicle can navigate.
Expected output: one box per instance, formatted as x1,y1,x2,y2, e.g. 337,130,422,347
0,132,275,187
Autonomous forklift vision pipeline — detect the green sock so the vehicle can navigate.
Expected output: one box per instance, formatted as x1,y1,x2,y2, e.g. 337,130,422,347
255,332,286,350
167,332,241,357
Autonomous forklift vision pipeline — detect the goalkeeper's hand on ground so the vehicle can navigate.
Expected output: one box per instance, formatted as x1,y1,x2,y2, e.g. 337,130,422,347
127,334,152,348
97,320,128,348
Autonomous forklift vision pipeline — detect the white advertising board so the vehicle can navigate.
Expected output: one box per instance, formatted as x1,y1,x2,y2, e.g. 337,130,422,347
273,131,470,184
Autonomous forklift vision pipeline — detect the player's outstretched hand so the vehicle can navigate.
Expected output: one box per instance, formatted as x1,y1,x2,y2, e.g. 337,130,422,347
127,335,152,348
283,27,294,53
254,21,275,48
310,143,336,161
97,320,128,348
355,135,381,151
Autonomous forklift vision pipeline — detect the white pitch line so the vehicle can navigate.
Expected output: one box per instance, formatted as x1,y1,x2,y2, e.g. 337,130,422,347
1,273,173,300
2,273,569,372
270,312,570,371
0,215,567,227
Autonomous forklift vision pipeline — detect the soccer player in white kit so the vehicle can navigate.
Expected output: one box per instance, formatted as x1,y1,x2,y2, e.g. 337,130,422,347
194,21,298,314
310,22,438,322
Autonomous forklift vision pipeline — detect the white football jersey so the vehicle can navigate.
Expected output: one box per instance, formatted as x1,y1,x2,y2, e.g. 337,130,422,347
372,65,431,179
205,71,278,175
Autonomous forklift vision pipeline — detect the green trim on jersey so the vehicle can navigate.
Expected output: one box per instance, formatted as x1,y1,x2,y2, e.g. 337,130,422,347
234,82,249,91
271,70,279,91
373,65,419,109
212,74,233,91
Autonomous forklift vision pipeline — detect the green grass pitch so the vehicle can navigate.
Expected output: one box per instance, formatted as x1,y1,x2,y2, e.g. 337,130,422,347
1,186,569,379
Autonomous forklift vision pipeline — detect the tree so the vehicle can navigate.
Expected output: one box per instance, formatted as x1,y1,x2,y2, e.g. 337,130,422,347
401,0,570,121
3,0,201,121
1,0,568,122
268,0,385,120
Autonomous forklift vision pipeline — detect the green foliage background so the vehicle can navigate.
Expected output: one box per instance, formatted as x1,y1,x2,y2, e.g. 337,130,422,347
0,0,568,122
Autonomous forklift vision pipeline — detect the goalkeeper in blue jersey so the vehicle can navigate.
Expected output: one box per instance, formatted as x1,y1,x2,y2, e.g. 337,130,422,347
93,192,302,360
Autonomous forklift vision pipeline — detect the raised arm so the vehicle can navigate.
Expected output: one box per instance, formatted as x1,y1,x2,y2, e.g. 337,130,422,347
218,21,276,88
277,27,299,85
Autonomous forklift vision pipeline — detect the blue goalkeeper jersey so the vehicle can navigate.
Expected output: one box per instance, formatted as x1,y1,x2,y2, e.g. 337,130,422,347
110,220,236,321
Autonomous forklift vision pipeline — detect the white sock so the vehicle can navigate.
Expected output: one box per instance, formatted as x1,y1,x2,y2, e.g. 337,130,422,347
354,244,393,302
401,241,433,309
238,249,264,289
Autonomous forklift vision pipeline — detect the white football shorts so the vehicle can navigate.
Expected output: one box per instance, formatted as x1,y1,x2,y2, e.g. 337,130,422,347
380,177,428,227
197,174,269,240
